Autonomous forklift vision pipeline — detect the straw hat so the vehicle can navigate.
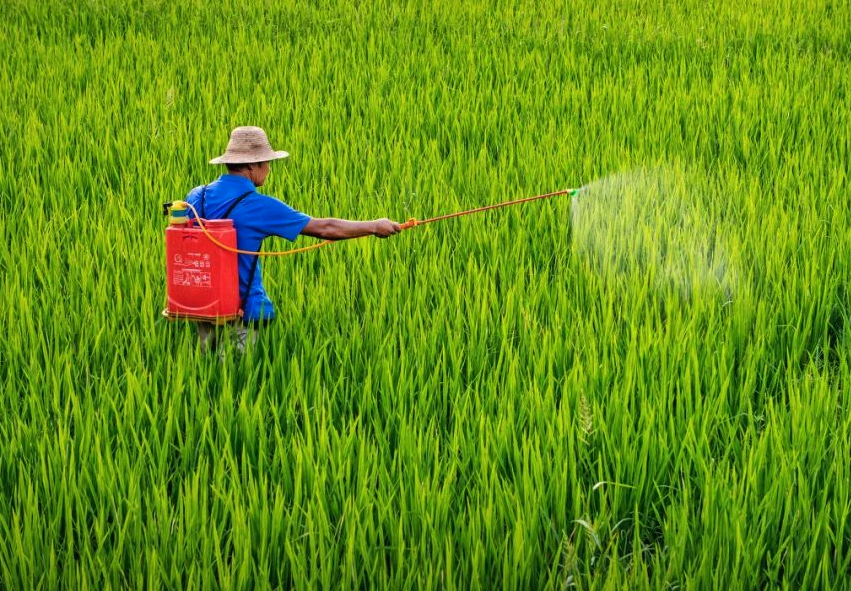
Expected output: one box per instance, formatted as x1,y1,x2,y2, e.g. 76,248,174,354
209,126,289,164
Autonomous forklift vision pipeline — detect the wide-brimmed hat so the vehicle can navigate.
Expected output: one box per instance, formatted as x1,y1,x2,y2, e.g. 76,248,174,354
209,126,289,164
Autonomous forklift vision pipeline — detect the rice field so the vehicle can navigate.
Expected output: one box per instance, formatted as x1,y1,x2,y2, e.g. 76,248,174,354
1,0,850,589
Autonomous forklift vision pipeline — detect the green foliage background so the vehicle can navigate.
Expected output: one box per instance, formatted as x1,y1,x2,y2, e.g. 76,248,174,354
1,0,850,588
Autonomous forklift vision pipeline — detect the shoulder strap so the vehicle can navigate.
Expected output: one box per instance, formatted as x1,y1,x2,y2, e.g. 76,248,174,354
242,255,261,312
199,185,207,219
200,187,253,220
220,189,260,311
223,190,255,219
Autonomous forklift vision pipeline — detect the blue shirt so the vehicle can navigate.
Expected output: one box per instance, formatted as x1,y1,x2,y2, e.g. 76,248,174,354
185,174,311,322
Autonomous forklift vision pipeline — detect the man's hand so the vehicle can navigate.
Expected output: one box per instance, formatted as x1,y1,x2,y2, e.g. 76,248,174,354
372,218,402,238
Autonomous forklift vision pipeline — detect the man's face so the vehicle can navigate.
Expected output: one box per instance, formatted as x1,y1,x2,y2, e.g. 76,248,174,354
251,161,271,187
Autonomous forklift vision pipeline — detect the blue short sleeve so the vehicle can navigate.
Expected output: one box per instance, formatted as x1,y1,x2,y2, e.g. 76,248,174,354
241,195,311,242
184,186,203,216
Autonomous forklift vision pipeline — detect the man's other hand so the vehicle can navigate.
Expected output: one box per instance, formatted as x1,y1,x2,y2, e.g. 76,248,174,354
373,219,402,238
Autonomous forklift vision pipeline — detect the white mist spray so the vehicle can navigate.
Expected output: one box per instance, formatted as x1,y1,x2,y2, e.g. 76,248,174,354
570,166,737,302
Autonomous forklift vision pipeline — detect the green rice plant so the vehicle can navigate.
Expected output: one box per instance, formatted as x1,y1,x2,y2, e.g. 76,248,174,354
1,0,850,589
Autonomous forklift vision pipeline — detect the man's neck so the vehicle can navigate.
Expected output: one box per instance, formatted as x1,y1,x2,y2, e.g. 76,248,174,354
226,170,256,186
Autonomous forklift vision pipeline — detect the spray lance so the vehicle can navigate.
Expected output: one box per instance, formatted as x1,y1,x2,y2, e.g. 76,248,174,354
162,187,585,323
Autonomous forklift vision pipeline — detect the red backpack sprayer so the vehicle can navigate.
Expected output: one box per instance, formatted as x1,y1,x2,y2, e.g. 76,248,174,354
161,188,583,324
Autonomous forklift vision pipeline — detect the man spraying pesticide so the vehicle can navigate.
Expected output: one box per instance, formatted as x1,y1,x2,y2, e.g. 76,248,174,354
164,126,403,353
163,126,582,353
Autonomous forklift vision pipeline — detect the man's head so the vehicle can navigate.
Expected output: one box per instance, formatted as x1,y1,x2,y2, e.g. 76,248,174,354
209,126,288,187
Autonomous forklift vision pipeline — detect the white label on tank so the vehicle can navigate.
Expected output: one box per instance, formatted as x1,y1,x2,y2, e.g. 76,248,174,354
172,251,213,287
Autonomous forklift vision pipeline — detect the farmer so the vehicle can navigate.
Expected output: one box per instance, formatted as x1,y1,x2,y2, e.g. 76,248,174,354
187,126,402,352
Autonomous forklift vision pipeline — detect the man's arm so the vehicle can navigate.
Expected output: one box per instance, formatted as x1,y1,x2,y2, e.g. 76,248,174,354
301,217,401,240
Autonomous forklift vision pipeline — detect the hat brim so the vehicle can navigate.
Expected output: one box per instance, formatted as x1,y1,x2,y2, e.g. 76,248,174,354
209,150,289,165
